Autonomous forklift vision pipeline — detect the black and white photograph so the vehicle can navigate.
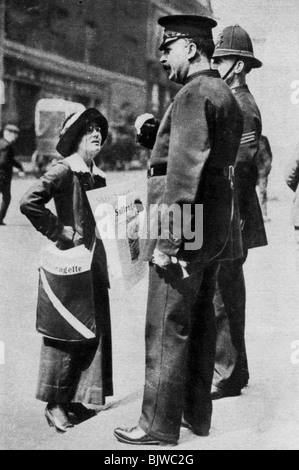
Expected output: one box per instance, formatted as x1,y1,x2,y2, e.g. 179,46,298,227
0,0,299,452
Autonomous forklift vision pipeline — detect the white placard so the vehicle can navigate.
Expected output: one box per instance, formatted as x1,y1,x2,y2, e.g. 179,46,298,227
87,183,147,290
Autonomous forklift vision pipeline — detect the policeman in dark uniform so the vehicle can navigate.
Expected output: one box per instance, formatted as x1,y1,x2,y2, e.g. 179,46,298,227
211,25,268,399
0,121,23,225
114,15,244,446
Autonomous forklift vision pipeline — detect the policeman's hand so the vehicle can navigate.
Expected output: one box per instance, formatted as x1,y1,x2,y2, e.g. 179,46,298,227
134,113,155,135
152,248,172,269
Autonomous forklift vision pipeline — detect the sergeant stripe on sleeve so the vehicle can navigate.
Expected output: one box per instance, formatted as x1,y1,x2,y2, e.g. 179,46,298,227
241,132,255,138
241,136,255,143
240,131,256,145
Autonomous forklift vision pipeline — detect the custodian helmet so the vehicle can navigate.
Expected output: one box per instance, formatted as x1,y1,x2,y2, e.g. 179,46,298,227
213,24,262,69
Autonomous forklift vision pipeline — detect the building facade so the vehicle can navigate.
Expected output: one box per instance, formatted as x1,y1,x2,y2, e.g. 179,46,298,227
0,0,212,158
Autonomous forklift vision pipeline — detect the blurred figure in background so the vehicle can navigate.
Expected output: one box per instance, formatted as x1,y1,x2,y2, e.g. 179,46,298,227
285,144,299,273
255,135,273,222
0,121,24,225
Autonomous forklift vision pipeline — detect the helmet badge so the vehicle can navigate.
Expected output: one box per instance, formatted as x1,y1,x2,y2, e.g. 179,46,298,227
215,31,224,49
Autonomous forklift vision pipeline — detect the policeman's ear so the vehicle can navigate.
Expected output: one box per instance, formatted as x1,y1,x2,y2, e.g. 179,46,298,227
234,60,245,74
186,41,198,61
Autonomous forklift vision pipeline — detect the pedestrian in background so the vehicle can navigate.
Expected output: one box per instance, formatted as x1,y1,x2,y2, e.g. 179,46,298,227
256,135,273,222
212,25,268,399
0,121,24,225
285,144,299,272
114,14,244,446
20,109,113,433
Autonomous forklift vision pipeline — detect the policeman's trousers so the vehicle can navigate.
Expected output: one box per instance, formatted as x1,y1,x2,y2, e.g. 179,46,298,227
139,261,219,443
213,251,249,392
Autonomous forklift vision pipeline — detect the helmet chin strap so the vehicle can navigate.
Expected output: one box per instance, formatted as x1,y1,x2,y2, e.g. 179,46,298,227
222,59,239,81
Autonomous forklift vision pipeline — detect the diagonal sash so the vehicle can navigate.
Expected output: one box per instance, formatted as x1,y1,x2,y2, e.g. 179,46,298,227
40,268,96,340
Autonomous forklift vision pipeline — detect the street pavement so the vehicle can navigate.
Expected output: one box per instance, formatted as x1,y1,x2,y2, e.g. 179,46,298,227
1,170,299,450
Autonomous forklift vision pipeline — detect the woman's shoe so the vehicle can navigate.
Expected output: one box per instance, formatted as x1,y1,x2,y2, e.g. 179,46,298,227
45,404,74,433
66,403,96,424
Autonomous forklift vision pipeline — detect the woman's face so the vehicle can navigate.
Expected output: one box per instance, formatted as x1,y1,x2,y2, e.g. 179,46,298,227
77,121,102,158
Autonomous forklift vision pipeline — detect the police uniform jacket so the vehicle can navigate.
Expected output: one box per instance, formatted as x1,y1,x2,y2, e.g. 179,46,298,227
141,69,244,264
232,85,268,250
0,137,23,189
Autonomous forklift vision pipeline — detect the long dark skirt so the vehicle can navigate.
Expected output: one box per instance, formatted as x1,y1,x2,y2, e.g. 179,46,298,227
36,286,113,405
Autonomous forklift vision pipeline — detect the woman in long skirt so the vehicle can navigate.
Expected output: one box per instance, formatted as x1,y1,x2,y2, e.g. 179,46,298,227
20,108,113,432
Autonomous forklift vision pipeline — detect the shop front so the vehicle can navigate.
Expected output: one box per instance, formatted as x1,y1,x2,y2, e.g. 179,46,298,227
2,51,110,159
